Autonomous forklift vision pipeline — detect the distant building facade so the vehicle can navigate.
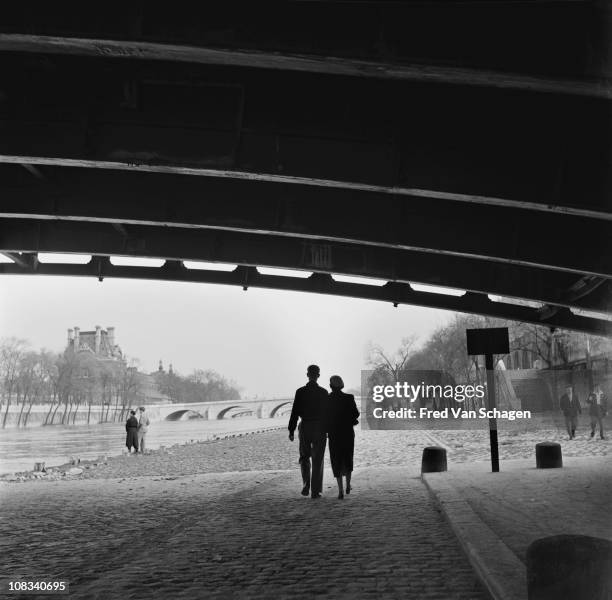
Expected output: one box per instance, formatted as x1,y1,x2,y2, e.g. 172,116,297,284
66,326,169,405
67,326,123,362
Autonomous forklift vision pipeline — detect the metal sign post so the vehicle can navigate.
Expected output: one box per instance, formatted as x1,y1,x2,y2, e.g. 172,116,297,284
485,352,499,472
466,327,510,473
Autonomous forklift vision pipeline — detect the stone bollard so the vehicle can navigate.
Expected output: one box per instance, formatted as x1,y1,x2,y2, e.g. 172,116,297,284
421,446,447,473
527,535,612,599
535,442,562,469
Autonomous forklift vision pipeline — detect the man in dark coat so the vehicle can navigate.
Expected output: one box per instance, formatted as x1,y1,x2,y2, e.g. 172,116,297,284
288,364,328,498
587,384,607,440
559,385,581,440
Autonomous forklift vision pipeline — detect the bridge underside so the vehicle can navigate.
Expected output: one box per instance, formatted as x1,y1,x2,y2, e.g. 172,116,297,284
0,3,610,335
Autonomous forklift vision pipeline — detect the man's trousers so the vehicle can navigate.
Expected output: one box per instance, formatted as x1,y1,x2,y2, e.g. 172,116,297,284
591,415,605,438
564,415,578,438
138,430,147,453
298,421,327,495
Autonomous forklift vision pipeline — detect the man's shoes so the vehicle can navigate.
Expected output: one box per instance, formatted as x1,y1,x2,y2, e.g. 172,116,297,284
301,485,310,497
311,492,322,499
346,484,351,495
337,492,344,500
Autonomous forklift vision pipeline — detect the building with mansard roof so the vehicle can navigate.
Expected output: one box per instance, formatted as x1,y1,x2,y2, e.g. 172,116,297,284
66,326,123,362
66,326,169,405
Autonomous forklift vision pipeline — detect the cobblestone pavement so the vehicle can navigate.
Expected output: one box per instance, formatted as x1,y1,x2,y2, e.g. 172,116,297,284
0,466,488,600
430,456,612,564
2,423,609,599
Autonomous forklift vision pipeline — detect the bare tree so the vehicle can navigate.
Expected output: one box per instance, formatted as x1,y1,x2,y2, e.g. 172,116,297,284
69,352,101,425
0,338,28,428
99,363,116,422
508,323,555,369
55,349,81,425
23,351,56,427
16,351,39,427
42,353,61,425
49,353,73,426
366,335,419,382
402,314,509,410
406,315,495,384
118,358,143,419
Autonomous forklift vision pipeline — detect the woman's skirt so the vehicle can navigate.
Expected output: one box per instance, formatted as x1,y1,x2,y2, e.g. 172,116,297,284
328,428,355,477
125,428,139,450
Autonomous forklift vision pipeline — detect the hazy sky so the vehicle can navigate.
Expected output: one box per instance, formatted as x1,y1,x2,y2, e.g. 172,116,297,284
0,275,452,398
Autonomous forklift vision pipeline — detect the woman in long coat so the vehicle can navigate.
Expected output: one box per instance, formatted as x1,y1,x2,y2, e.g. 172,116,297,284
326,375,360,499
125,410,139,453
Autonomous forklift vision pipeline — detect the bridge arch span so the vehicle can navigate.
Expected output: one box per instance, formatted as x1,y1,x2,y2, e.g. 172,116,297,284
165,409,206,421
268,401,292,418
216,406,254,420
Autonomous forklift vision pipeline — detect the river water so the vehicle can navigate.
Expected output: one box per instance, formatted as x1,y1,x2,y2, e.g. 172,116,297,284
0,416,284,474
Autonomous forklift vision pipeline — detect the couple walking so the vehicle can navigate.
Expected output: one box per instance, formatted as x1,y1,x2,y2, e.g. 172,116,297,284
125,406,151,454
560,384,608,440
288,364,359,499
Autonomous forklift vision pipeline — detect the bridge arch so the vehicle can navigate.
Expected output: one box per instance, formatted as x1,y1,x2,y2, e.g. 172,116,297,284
165,409,206,421
216,405,254,420
269,401,292,418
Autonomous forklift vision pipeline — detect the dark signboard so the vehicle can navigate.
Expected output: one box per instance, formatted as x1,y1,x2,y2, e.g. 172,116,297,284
466,327,510,356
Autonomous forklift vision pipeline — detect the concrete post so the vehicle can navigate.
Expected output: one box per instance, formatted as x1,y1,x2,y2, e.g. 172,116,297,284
527,535,612,599
535,442,563,469
421,446,447,473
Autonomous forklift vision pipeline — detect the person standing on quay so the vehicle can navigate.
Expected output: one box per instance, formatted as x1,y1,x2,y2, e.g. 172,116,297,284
587,384,607,440
138,406,150,454
559,385,581,440
125,410,139,454
288,364,328,498
326,375,360,500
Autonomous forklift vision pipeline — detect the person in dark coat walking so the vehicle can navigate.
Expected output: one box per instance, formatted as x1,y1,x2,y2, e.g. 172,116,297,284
125,410,139,453
326,375,360,500
288,364,328,498
587,384,607,440
559,385,581,439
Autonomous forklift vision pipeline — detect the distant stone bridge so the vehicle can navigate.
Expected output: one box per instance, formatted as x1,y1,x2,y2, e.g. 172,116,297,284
145,399,294,421
0,398,294,427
